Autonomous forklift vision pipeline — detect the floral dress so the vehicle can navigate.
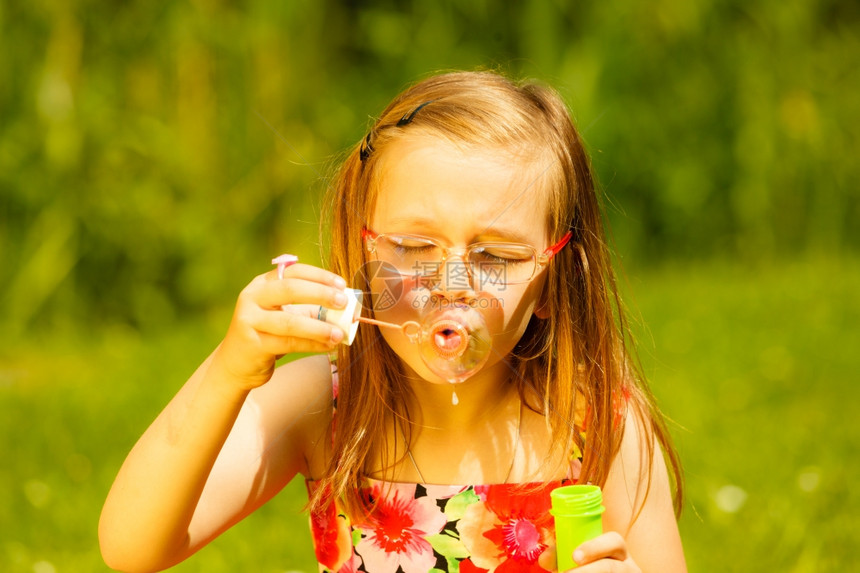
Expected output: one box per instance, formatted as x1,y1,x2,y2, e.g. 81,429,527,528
306,366,599,573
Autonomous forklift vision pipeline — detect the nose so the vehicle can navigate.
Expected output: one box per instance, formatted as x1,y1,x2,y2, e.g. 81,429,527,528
434,249,477,299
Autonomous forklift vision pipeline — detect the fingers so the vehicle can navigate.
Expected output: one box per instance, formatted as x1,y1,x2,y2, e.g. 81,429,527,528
234,268,349,348
253,264,350,311
256,329,342,354
574,531,628,564
214,261,352,389
538,533,631,573
255,307,344,346
573,531,627,565
566,532,640,572
266,262,347,290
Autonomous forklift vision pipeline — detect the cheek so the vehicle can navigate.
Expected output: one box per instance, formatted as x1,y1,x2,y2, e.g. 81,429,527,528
367,273,424,323
365,273,424,361
365,274,445,381
485,283,543,350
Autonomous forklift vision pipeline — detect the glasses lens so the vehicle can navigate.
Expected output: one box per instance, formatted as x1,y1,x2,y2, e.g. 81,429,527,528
470,244,536,285
372,235,538,286
375,234,442,275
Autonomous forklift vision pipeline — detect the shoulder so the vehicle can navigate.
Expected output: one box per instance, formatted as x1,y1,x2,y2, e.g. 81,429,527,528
244,353,335,478
263,352,335,405
250,353,334,418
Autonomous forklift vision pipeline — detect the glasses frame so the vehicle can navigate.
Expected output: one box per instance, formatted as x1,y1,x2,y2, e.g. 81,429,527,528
361,226,573,286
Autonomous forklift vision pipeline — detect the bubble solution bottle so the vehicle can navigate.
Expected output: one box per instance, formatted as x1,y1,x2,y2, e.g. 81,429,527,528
550,484,605,570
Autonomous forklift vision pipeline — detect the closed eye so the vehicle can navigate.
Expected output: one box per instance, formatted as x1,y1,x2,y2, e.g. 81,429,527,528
472,245,534,266
381,235,440,258
393,243,436,256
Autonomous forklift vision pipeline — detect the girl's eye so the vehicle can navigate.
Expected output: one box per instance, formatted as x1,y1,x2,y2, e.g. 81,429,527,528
473,246,533,265
395,244,435,254
385,236,437,256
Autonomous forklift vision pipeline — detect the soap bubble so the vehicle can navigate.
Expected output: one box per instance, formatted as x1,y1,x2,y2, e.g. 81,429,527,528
415,303,491,384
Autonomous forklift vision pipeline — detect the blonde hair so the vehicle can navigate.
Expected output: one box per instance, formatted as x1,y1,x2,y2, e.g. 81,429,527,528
314,70,683,519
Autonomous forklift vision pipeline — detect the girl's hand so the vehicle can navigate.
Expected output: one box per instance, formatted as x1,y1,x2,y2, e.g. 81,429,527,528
212,262,349,390
565,531,641,572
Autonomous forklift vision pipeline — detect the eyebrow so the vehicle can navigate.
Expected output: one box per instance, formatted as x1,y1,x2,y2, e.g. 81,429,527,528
383,217,536,245
478,227,535,244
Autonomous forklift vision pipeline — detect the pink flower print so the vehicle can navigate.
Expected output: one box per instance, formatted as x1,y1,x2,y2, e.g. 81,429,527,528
473,484,491,502
423,484,468,500
354,482,447,573
459,483,557,572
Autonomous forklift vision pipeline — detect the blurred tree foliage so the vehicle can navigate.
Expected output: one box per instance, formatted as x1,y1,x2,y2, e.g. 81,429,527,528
1,0,858,335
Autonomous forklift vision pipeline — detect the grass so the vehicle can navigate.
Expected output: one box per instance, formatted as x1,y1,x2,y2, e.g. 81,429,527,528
1,255,857,572
625,256,860,572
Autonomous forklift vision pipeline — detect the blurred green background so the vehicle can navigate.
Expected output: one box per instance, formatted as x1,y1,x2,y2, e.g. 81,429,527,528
2,0,858,571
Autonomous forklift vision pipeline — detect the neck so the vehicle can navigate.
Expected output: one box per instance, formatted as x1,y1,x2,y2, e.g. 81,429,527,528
405,359,518,430
394,359,525,485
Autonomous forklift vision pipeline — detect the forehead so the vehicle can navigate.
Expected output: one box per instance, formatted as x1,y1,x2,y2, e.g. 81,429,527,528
370,135,554,241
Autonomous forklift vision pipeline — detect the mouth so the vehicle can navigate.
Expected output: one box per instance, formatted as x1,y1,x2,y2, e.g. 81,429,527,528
435,327,462,350
430,321,469,359
417,305,492,384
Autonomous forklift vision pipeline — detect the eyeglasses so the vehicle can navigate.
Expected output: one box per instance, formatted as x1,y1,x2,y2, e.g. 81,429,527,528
362,227,572,287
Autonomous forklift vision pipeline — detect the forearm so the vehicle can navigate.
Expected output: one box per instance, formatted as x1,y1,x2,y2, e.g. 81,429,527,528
99,263,347,571
99,352,250,572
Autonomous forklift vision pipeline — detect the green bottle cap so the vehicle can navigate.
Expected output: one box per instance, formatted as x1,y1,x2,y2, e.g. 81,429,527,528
550,484,605,517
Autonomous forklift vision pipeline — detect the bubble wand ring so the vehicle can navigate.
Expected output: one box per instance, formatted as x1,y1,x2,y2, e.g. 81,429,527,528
357,316,421,342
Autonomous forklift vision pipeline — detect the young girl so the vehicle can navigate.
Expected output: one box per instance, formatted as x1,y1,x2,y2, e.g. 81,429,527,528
100,71,686,572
